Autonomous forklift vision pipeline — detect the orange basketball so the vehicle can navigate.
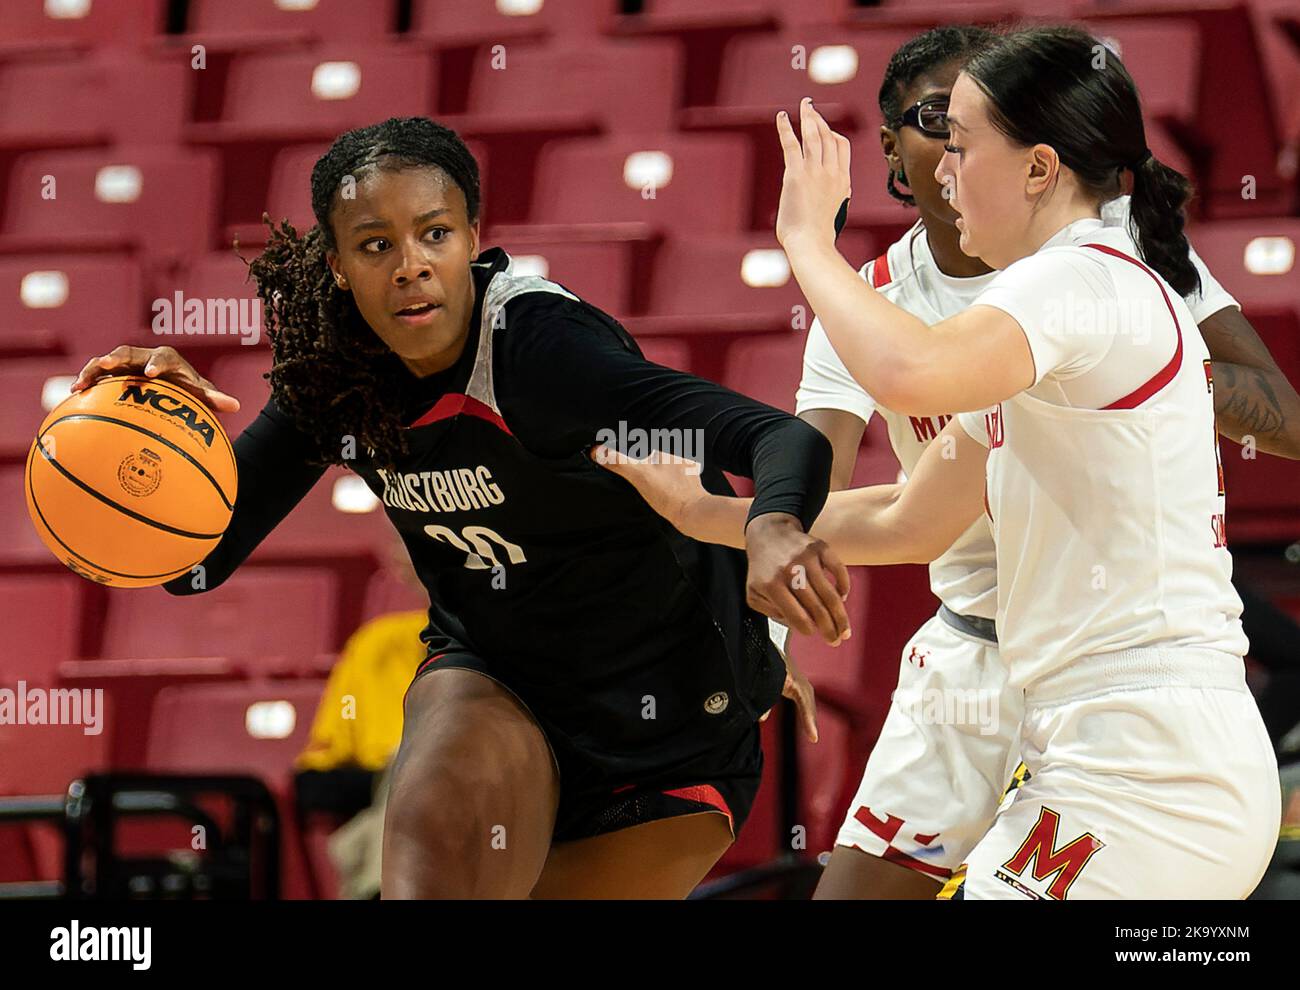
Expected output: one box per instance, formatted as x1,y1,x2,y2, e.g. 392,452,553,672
24,374,238,588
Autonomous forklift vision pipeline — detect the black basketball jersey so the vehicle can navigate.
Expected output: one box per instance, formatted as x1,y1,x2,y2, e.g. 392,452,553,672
168,247,833,777
351,249,786,768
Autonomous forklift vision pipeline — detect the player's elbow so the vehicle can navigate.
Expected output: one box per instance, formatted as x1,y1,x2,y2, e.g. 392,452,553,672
868,355,946,418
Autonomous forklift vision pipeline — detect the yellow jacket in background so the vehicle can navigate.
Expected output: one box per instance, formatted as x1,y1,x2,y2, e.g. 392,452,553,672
296,610,428,773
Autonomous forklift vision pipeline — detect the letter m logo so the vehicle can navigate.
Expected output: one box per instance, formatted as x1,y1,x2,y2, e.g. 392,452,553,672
1001,806,1104,899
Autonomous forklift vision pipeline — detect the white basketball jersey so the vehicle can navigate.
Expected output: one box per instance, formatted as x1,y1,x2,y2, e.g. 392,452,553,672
958,219,1248,688
796,200,1239,623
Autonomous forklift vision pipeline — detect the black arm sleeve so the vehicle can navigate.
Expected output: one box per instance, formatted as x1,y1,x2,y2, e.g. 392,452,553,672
494,294,833,531
162,396,327,595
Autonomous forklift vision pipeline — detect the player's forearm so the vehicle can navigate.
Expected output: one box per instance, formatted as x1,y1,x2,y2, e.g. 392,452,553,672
673,491,754,548
809,485,947,565
1212,361,1300,459
783,233,935,410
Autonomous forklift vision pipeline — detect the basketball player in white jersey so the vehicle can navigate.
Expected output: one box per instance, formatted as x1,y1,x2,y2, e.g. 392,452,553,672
600,26,1284,898
793,27,1300,900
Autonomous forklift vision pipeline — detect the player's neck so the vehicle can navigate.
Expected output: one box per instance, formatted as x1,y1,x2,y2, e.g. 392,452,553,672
919,212,994,279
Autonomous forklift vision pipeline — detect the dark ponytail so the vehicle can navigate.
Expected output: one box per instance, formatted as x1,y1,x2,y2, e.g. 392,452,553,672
1127,153,1200,297
964,25,1200,297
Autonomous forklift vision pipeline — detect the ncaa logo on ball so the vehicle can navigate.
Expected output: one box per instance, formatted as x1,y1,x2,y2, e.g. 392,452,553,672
118,448,163,497
704,691,729,715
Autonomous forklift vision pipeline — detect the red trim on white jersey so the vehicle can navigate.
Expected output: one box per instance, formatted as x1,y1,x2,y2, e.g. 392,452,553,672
1081,242,1184,410
869,252,892,289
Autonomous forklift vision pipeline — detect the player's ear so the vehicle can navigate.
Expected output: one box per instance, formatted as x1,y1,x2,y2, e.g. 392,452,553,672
1025,143,1058,197
325,250,346,289
467,217,481,261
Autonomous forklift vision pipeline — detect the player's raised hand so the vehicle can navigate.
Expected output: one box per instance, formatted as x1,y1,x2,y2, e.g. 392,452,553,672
70,345,241,413
745,511,851,646
775,98,852,251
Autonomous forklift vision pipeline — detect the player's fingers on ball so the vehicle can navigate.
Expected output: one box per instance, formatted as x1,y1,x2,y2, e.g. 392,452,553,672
72,354,109,390
189,372,240,411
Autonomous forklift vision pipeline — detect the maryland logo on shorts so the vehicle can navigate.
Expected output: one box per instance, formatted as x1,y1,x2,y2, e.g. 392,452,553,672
996,807,1105,900
937,806,1104,901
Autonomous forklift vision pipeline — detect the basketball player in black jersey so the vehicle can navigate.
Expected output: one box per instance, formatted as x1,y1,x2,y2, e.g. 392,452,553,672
71,117,850,898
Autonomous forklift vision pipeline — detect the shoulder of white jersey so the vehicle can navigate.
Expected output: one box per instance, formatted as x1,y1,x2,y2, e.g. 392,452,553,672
861,220,924,294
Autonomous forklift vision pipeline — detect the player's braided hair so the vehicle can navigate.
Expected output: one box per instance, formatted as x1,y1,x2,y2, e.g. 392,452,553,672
965,25,1201,296
878,25,996,206
247,117,482,472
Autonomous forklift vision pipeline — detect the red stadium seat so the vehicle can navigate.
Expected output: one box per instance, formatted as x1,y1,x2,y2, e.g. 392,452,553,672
409,0,614,48
0,254,145,358
1083,3,1288,218
0,53,188,149
101,568,342,663
189,46,437,143
0,357,73,460
0,720,108,797
484,233,639,316
146,679,328,899
637,336,693,374
637,232,872,335
681,29,919,236
161,250,266,355
0,574,83,685
690,29,912,129
458,39,684,135
0,148,220,266
252,466,395,561
0,0,166,54
187,0,399,45
721,331,807,413
1087,20,1200,127
1249,0,1300,145
628,0,854,28
146,679,325,782
529,132,753,234
1188,220,1300,324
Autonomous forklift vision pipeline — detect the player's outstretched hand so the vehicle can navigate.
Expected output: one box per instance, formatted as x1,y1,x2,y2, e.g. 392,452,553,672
588,444,707,531
745,511,851,646
70,345,241,413
775,97,851,252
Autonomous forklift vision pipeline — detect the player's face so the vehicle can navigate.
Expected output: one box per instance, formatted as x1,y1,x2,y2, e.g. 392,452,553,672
882,60,963,227
935,73,1035,268
326,165,480,377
